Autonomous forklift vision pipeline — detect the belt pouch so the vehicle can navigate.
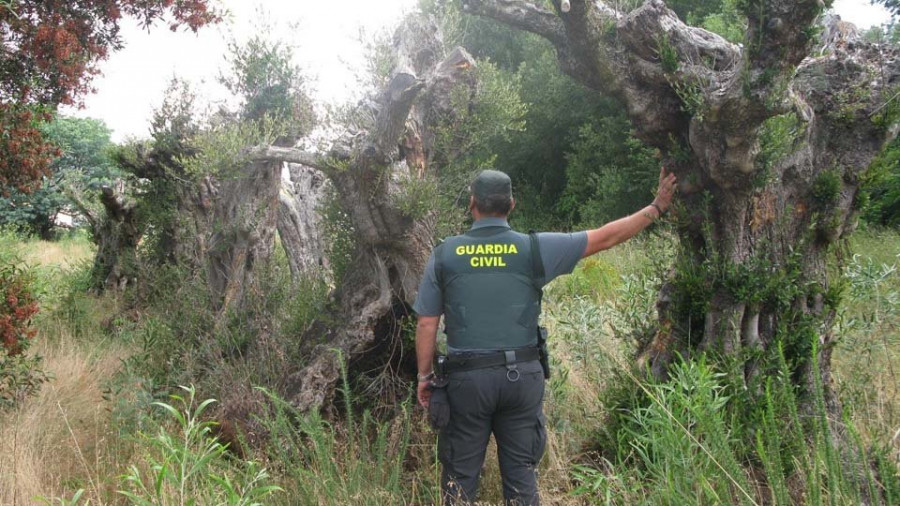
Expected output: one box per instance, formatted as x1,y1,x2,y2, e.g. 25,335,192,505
428,376,450,430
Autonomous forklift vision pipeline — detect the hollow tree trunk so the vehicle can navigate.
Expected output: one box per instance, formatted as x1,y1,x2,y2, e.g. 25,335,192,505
68,180,142,291
254,14,478,412
463,0,900,409
276,163,332,282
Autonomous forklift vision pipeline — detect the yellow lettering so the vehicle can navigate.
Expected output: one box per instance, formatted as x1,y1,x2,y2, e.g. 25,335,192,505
485,244,494,254
466,253,511,268
508,244,518,254
456,246,464,255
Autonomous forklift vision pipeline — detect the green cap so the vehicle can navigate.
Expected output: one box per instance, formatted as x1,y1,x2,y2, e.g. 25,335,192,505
471,169,512,201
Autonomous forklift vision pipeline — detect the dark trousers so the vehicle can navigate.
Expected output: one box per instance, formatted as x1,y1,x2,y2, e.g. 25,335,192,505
438,359,546,506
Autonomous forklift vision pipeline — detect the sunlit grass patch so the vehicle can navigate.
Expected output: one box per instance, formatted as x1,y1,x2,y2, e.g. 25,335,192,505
21,233,95,270
0,320,131,504
835,228,900,463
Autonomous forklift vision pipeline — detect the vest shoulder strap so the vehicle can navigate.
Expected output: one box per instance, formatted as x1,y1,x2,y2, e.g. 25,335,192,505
433,241,446,286
528,231,545,298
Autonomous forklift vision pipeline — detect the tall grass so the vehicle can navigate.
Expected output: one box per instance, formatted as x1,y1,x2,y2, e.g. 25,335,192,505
0,305,129,504
2,227,898,505
550,232,900,505
118,385,282,506
256,353,438,505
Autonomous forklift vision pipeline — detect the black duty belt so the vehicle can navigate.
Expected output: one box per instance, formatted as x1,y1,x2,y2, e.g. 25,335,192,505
444,347,541,374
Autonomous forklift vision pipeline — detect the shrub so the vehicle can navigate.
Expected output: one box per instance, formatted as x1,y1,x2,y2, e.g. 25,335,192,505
0,261,46,408
118,385,282,505
578,349,900,505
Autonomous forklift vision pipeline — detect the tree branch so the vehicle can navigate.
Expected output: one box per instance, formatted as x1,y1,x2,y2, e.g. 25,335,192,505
64,186,97,231
461,0,567,47
366,73,426,163
247,146,344,173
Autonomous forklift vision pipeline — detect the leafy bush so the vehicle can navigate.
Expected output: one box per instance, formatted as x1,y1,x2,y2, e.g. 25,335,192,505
862,135,900,227
0,261,46,408
559,118,659,227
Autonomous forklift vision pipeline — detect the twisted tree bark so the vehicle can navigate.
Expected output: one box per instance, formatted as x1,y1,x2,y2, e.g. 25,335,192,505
254,14,478,412
69,180,142,291
463,0,900,408
276,163,332,282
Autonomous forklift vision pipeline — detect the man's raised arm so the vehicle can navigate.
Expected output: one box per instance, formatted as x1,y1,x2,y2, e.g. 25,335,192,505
583,167,677,258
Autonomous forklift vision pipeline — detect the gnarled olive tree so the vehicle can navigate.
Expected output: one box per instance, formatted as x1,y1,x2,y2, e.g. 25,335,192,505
254,14,478,412
462,0,900,411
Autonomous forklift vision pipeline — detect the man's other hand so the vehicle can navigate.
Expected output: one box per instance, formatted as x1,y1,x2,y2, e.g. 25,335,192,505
417,380,432,408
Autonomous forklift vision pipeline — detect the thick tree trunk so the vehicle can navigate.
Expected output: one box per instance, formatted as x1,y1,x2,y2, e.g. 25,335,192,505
276,163,332,281
464,0,900,411
201,160,283,316
255,15,477,412
69,180,142,291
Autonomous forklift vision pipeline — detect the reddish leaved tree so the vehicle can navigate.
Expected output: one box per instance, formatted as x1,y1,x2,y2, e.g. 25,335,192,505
0,0,220,193
0,265,38,356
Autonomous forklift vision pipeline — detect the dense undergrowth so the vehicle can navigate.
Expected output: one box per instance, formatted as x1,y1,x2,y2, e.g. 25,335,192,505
0,227,898,505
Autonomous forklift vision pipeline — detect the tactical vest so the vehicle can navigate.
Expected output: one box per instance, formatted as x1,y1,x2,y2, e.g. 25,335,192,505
435,225,543,351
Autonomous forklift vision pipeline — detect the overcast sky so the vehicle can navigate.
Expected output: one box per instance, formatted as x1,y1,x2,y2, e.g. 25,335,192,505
66,0,893,142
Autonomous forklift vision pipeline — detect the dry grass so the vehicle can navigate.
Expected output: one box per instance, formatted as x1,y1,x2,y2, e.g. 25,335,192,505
18,238,95,269
0,317,131,505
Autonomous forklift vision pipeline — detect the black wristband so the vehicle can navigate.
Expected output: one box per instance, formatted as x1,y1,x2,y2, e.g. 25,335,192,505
649,202,665,216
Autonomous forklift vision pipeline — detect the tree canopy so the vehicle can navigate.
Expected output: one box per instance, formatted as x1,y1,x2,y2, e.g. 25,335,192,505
0,116,117,238
0,0,219,193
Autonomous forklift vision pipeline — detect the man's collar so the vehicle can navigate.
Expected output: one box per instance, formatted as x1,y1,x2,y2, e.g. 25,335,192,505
470,217,511,230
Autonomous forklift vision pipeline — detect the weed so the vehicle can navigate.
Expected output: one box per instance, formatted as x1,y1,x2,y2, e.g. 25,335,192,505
655,34,679,73
118,385,282,505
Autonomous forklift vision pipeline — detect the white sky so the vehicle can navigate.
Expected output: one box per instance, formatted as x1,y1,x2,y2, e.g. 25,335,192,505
65,0,893,143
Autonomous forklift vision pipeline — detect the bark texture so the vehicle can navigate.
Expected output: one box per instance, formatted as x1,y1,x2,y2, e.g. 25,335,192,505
69,180,142,291
203,160,283,316
464,0,900,405
276,163,332,281
254,14,478,412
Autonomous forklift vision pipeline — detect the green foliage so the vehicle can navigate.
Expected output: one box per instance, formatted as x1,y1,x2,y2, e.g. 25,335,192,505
220,24,315,144
813,168,843,207
757,113,804,177
394,176,440,221
256,363,435,504
699,0,746,44
863,20,900,45
0,115,118,238
655,34,680,73
670,78,707,121
362,30,397,90
119,385,282,505
0,346,47,409
874,0,900,17
667,0,732,22
558,119,659,226
862,135,900,226
431,59,528,236
553,256,621,301
179,115,286,179
320,192,357,285
0,256,47,408
578,350,899,504
428,2,659,232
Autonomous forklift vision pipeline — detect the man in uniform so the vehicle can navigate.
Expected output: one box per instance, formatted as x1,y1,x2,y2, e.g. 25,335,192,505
414,167,677,505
